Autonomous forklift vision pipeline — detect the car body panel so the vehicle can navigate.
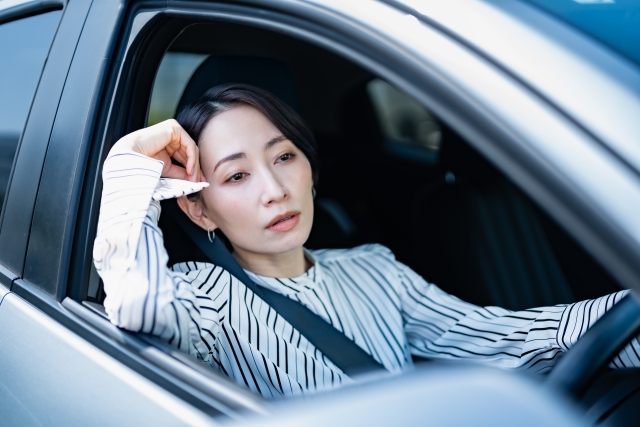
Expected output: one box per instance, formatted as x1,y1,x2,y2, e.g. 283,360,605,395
0,292,214,426
0,0,38,12
0,282,8,302
236,366,583,427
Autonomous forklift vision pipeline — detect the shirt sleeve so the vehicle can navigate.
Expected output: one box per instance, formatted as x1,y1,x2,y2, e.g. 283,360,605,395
399,262,640,372
92,150,218,361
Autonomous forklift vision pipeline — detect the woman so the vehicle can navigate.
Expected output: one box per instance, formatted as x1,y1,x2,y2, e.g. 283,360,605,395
94,84,640,399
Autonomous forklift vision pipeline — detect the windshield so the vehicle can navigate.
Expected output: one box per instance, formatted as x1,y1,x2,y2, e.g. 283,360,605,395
519,0,640,67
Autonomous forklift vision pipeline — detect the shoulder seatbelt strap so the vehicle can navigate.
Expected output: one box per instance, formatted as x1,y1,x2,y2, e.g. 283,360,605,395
163,198,386,377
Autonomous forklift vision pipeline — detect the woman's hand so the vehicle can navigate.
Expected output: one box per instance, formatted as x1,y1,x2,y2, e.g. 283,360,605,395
110,119,202,182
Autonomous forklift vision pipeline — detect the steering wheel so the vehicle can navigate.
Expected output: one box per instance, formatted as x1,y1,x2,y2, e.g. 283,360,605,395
546,291,640,398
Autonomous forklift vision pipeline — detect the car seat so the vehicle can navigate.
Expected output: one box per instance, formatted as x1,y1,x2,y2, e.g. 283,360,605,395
158,55,356,266
410,128,576,310
175,56,302,114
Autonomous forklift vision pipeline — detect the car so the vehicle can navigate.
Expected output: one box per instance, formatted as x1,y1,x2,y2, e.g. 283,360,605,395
1,0,639,425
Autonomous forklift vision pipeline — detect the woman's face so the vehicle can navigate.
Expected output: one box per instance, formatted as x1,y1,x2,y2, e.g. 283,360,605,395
195,104,314,257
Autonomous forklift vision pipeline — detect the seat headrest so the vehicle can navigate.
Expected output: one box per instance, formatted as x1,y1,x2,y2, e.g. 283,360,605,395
176,55,301,114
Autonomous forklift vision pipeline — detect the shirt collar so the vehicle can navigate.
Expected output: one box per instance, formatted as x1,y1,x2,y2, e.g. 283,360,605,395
244,248,322,295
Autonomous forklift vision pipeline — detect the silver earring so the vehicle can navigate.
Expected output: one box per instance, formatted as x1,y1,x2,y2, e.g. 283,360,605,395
312,187,316,199
207,227,214,242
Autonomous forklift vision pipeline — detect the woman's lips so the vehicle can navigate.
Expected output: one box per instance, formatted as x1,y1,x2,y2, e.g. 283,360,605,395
267,212,300,232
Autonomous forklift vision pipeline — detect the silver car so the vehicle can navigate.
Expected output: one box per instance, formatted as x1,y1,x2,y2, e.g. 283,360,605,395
1,0,639,425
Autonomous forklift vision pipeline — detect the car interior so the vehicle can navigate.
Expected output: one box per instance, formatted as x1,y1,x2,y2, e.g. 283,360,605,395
83,20,638,425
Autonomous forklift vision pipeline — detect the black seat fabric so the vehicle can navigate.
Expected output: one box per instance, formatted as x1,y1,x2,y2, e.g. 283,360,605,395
411,131,576,311
413,175,576,310
339,81,576,310
176,56,301,113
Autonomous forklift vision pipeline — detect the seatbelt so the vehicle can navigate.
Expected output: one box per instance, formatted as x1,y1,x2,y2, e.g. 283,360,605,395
163,199,386,377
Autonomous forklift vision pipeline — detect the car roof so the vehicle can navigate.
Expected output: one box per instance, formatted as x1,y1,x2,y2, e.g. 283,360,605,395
519,0,640,68
0,0,37,13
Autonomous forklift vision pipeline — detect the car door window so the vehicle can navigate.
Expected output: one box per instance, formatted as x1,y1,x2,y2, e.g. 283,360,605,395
0,11,60,209
148,52,208,126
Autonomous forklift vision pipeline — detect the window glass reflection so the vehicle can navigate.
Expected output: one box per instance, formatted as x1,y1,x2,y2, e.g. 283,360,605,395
0,11,60,207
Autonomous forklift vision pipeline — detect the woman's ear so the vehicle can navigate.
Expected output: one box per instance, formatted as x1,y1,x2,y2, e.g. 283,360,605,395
176,195,218,232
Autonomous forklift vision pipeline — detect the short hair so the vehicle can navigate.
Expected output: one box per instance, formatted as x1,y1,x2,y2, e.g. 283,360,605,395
175,83,319,183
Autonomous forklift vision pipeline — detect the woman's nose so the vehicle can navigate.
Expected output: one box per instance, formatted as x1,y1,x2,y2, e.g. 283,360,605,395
260,171,288,205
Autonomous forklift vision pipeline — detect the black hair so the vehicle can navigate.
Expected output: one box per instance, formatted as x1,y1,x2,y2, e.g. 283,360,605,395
175,83,319,184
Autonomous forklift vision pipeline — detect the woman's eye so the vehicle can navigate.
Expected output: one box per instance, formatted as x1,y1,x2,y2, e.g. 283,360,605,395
226,172,246,183
277,153,295,163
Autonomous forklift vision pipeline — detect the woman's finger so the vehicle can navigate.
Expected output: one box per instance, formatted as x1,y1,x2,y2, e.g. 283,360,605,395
162,162,189,180
180,127,198,177
192,145,202,183
165,125,198,179
170,149,188,168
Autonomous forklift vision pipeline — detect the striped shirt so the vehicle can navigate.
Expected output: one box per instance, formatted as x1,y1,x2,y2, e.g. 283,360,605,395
93,151,640,399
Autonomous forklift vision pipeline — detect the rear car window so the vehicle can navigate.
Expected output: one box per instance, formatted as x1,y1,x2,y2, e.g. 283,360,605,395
0,11,60,208
148,52,208,125
367,78,441,161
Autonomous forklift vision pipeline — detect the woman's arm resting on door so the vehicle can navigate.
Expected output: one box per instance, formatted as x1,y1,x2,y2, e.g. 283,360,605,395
92,121,217,358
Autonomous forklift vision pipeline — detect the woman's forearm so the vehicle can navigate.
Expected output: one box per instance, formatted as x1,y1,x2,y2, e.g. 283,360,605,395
399,260,640,370
93,151,166,330
93,150,209,353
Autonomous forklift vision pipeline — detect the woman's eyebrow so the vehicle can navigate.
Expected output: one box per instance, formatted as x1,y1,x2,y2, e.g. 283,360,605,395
213,152,246,172
213,136,286,172
265,135,286,149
